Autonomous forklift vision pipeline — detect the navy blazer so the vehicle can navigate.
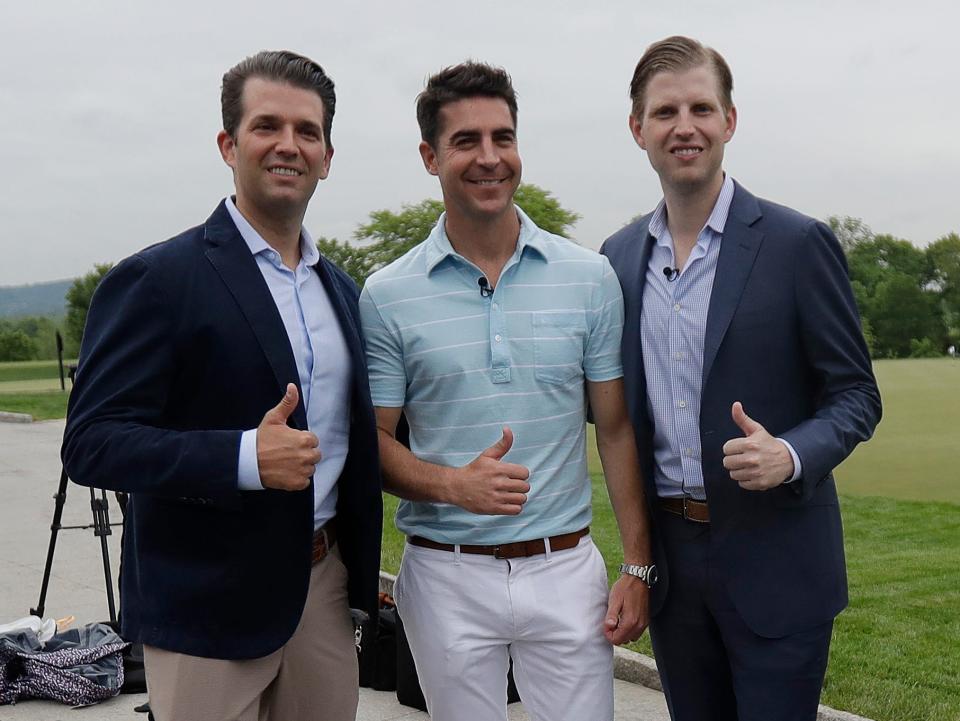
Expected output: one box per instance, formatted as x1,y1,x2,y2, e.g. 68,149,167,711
62,200,382,659
601,182,881,638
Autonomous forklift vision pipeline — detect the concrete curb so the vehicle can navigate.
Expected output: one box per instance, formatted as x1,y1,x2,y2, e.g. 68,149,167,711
0,410,33,423
378,572,873,721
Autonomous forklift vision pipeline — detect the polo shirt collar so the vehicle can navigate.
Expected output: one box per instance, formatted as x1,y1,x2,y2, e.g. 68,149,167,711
424,205,548,275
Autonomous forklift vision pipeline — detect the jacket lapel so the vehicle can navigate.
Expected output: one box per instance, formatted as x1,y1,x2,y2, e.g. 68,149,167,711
702,184,763,386
202,201,308,429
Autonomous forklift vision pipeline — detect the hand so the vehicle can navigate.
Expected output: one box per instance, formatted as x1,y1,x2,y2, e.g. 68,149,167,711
449,427,531,515
256,384,321,491
721,402,794,490
604,574,650,645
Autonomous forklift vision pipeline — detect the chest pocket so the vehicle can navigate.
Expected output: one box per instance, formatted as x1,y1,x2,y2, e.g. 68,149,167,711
533,312,586,385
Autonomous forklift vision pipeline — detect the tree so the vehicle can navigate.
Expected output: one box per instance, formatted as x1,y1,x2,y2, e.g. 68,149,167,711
65,263,113,353
0,329,38,361
827,215,873,253
846,234,944,357
865,272,944,357
316,184,580,286
927,232,960,343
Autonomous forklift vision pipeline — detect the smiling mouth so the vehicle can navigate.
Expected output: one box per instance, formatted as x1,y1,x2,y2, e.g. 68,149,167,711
269,167,302,176
469,178,508,186
671,147,703,157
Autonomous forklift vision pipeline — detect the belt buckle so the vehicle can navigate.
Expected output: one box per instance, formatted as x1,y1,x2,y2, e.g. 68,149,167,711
315,527,330,560
493,544,504,559
681,497,707,524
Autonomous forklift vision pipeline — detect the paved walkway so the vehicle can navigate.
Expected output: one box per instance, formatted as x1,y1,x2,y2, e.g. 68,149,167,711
0,420,670,720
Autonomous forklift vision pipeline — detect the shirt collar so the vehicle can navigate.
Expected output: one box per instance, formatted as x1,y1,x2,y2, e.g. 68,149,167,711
423,205,548,275
648,174,736,248
225,196,319,267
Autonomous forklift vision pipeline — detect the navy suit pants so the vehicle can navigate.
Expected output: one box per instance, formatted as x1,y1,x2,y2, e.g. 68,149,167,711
649,511,833,721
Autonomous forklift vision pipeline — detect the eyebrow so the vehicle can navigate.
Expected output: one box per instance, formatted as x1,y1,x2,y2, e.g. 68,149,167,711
448,127,516,142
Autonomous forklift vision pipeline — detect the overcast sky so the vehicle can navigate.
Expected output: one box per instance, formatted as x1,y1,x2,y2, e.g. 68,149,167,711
1,0,956,286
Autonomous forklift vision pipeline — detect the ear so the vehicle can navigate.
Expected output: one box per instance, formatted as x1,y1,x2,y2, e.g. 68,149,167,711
318,145,334,180
628,114,647,150
217,130,237,169
419,140,439,176
723,105,738,143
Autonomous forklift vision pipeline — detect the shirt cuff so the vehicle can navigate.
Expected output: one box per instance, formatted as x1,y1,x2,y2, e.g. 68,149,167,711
777,438,802,483
238,428,264,490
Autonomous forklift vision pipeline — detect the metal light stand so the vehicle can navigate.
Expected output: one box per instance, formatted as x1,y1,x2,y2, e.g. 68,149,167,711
31,352,125,623
30,462,126,624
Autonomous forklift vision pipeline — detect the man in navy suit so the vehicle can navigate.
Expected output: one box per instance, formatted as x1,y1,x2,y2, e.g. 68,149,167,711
601,36,881,721
62,51,382,721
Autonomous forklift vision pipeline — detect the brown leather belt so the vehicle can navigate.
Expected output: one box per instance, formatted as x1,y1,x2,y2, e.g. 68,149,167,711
312,520,337,564
409,527,589,560
660,496,710,523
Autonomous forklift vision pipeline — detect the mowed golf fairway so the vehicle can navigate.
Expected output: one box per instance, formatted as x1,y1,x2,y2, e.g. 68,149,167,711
835,358,960,503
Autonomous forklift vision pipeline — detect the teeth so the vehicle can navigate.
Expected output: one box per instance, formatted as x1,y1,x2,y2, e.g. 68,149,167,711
673,148,701,156
473,179,502,185
270,167,300,176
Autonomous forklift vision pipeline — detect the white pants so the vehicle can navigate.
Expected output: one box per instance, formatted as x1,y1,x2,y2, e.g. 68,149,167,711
394,536,614,721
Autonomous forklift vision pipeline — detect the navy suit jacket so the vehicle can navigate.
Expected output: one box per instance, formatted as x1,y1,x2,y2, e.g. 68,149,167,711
62,200,383,659
601,182,881,638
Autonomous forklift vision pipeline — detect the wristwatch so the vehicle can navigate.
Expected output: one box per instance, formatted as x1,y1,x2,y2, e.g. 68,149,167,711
619,562,658,588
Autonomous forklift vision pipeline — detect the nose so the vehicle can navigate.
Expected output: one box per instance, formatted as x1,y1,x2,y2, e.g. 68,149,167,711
674,109,695,137
477,137,500,168
275,125,299,156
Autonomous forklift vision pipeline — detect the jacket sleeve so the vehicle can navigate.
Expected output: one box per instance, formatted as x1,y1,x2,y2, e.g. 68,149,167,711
61,254,241,499
779,220,882,498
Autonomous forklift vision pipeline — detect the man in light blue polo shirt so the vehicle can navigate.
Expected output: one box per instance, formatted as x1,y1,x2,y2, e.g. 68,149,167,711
359,62,654,721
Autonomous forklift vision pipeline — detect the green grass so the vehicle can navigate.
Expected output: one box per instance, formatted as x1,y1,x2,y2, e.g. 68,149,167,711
0,359,70,383
0,391,69,420
824,495,960,721
836,358,960,503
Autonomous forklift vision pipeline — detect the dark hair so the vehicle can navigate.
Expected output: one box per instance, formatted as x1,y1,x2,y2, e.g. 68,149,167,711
629,36,733,117
221,50,336,145
416,61,518,147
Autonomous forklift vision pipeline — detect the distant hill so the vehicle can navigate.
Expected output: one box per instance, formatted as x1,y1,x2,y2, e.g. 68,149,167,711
0,279,72,318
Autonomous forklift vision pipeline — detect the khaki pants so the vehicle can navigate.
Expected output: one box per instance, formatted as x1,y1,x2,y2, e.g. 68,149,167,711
144,546,358,721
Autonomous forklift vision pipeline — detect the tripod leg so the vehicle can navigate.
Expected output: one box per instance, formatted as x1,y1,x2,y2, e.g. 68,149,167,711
30,467,70,617
91,487,118,624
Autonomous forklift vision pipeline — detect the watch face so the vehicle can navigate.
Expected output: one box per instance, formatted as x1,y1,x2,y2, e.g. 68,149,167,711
648,566,659,586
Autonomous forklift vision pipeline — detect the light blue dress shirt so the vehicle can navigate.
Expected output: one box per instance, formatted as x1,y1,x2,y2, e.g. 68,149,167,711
226,198,352,530
641,176,800,500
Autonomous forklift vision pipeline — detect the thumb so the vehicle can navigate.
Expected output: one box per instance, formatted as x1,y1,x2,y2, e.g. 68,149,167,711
480,426,514,460
263,383,299,425
731,401,763,436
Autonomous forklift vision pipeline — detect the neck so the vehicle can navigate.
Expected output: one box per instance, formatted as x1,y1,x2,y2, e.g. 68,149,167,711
662,173,724,254
444,208,521,286
234,198,305,270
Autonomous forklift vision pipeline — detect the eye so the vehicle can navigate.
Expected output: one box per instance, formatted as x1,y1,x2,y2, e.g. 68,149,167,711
693,104,713,115
653,107,674,119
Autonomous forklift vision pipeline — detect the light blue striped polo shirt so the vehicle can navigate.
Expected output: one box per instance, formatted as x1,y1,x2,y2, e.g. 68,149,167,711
359,207,624,544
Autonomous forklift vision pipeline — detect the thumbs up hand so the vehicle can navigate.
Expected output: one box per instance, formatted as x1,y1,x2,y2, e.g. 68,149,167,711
256,383,322,491
721,402,794,491
449,426,531,515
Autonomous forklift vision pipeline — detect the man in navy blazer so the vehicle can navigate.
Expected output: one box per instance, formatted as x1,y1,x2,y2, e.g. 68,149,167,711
601,37,881,721
62,51,381,721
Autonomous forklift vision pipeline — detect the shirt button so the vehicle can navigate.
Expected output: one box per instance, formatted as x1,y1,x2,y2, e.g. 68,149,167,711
492,303,499,310
679,400,687,408
674,352,683,360
495,334,502,342
685,447,694,456
674,303,681,312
